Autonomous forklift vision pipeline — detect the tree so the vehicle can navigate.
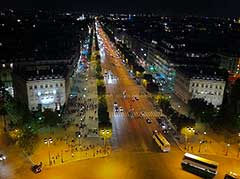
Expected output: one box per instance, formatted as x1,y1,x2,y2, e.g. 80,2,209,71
43,109,62,129
155,94,170,111
188,98,216,122
18,128,39,155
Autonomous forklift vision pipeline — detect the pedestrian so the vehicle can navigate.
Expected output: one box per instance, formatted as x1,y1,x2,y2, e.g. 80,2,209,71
191,146,193,152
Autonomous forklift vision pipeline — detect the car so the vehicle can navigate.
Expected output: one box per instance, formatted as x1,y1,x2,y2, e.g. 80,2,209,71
119,107,124,112
146,119,152,124
114,102,118,107
0,154,6,161
224,171,240,179
115,106,119,112
135,96,139,100
31,164,42,174
160,122,167,130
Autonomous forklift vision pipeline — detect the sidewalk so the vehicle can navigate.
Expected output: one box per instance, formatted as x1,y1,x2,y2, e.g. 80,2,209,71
171,127,240,160
31,137,111,168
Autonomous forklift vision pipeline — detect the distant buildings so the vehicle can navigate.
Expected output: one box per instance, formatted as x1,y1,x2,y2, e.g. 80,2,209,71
101,14,240,107
0,9,93,111
218,53,240,78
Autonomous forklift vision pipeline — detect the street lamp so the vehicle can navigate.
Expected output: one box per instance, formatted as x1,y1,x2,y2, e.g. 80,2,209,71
99,129,112,149
198,141,203,152
237,133,240,157
78,134,81,146
181,127,195,150
226,143,230,156
44,137,53,166
203,131,207,141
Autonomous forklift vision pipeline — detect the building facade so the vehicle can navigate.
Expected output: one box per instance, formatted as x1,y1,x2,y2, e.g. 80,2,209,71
26,75,66,111
174,69,226,107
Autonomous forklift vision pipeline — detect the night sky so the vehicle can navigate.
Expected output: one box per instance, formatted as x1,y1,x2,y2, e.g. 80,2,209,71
1,0,240,16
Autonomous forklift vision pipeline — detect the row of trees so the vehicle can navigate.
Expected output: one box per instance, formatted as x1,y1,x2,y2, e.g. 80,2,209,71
93,35,112,132
155,94,195,131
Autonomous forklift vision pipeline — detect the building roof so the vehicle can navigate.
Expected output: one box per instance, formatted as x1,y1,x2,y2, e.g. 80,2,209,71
176,66,227,81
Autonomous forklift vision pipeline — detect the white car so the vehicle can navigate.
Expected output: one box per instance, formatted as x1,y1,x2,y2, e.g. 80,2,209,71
0,154,6,161
119,107,124,112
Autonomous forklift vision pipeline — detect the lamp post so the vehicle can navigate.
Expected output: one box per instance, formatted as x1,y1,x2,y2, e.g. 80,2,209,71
203,131,207,141
226,143,230,156
198,141,203,152
61,149,63,163
237,133,240,157
44,137,53,166
181,127,195,151
78,134,81,146
100,129,112,149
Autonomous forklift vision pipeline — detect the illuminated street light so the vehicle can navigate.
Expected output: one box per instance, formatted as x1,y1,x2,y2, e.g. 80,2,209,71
198,141,203,152
99,129,112,149
181,127,195,150
44,137,53,166
78,134,81,146
237,133,240,157
203,131,207,140
226,143,230,156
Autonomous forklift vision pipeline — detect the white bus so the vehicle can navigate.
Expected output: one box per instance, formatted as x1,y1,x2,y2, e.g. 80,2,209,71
152,130,170,152
181,153,218,178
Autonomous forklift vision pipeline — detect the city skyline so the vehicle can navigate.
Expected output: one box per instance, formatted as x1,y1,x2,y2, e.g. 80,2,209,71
1,0,240,16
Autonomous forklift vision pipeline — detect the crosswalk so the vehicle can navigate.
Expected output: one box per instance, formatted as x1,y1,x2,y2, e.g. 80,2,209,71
111,111,162,118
